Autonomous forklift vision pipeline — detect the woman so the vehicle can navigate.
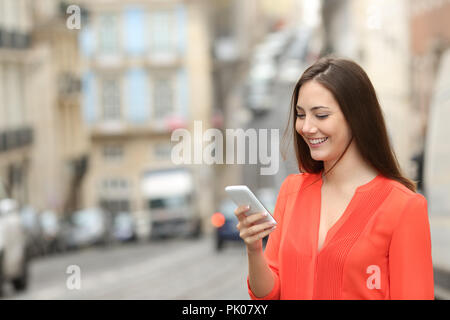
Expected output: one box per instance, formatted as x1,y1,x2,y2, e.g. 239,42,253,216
235,56,434,300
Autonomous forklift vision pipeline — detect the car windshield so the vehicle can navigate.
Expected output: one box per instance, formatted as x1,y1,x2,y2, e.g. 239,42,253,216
73,210,101,226
148,195,189,209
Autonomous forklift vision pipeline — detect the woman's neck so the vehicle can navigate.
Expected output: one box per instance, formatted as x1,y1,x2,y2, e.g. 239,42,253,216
322,140,378,191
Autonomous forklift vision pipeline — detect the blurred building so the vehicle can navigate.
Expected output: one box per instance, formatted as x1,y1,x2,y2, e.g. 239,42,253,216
410,0,450,139
78,0,214,233
321,0,415,178
207,0,267,204
207,0,314,203
0,0,89,218
410,0,450,213
0,0,34,204
29,0,89,215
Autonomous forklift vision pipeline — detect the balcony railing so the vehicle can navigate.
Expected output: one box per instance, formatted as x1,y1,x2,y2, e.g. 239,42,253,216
0,127,33,152
0,29,31,50
58,72,81,96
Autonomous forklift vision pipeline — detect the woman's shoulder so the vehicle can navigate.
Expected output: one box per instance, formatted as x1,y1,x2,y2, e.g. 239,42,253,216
279,172,318,197
381,176,427,204
375,177,428,229
377,178,429,234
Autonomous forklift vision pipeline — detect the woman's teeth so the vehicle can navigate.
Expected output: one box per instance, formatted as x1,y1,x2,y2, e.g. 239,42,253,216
309,137,328,145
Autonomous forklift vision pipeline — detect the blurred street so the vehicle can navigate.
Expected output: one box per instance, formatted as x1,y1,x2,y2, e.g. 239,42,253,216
242,81,299,192
1,0,449,300
5,235,249,300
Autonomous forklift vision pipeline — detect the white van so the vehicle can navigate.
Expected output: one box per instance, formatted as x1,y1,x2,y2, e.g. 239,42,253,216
140,168,202,239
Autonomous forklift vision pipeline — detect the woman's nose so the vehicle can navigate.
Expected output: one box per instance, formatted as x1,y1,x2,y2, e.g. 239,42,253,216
302,117,317,134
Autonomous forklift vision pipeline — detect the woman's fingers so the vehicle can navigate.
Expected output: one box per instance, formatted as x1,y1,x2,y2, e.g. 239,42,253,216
234,205,249,216
233,205,277,249
239,220,276,239
235,211,270,230
234,205,249,221
244,225,276,245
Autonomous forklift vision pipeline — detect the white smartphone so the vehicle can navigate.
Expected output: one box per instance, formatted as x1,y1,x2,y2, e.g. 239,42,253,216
225,185,277,224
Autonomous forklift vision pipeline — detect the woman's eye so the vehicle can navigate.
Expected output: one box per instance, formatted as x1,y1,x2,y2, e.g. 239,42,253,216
296,114,328,119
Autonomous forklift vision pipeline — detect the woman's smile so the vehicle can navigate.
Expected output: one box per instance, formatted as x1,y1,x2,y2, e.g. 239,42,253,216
308,137,328,147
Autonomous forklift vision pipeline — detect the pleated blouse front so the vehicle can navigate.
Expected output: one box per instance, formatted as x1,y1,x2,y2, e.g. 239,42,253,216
247,172,434,300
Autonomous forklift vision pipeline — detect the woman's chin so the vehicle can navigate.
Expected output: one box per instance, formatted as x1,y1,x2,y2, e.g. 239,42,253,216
311,154,325,161
310,151,333,162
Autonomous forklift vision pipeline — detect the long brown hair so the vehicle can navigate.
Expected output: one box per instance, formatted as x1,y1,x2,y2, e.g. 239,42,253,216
281,56,418,192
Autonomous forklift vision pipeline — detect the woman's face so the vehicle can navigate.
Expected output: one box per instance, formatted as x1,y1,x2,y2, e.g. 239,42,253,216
295,80,353,163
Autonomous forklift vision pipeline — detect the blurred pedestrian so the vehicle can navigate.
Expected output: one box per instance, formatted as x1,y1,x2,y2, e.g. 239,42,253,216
234,57,434,300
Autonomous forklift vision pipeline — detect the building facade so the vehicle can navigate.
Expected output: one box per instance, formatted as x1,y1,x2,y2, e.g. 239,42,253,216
79,0,214,235
0,0,34,205
410,0,450,210
321,0,416,179
29,0,89,215
1,0,90,217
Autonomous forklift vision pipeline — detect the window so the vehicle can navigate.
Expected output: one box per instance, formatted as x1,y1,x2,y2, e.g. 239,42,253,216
125,68,150,123
4,63,24,126
124,8,147,55
149,10,174,53
153,76,174,119
3,0,18,31
153,143,172,160
101,77,121,120
98,13,119,55
99,199,130,214
99,178,130,198
103,145,124,162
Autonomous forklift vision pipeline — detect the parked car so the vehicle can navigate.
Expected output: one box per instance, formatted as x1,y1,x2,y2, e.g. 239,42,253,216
64,208,113,249
211,199,242,251
0,182,30,296
113,212,137,243
39,210,65,255
20,205,46,258
58,217,77,252
212,188,278,252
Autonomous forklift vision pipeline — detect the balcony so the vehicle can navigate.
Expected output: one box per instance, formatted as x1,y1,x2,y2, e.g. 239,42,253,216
58,72,81,97
0,29,31,50
89,116,188,139
0,127,33,152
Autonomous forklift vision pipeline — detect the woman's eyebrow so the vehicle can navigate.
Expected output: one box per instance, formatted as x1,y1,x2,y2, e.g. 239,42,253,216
296,105,330,111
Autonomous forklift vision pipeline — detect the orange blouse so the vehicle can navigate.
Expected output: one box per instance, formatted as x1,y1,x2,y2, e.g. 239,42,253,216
247,172,434,300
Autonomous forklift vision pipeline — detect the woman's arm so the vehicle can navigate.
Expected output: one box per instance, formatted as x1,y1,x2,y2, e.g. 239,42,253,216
240,175,293,300
247,247,277,298
235,208,278,299
388,194,434,299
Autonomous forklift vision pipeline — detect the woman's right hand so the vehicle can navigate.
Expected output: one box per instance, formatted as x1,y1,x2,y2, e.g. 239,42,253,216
234,205,277,253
